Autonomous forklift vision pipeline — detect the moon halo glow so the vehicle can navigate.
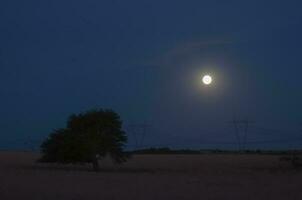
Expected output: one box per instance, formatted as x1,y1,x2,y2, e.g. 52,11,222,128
202,75,212,85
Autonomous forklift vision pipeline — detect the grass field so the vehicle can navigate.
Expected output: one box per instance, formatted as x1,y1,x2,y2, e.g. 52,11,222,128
0,151,301,200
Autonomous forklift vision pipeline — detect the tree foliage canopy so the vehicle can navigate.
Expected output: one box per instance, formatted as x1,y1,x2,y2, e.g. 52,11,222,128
39,109,128,170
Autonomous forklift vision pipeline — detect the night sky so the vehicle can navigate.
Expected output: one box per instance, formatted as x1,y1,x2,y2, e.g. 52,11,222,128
1,0,302,150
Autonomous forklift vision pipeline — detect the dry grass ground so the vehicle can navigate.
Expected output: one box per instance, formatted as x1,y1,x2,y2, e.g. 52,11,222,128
0,151,302,200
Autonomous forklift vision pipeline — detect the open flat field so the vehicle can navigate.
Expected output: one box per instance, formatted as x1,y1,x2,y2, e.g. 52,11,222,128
0,151,302,200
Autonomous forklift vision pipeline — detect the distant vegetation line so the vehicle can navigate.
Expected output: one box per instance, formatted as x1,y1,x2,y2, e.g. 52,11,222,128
129,148,302,155
2,137,302,152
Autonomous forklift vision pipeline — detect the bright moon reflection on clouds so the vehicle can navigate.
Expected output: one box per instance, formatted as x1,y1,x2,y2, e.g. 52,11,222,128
202,75,212,85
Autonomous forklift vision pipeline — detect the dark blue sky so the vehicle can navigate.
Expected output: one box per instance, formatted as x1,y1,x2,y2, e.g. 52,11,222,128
1,0,302,150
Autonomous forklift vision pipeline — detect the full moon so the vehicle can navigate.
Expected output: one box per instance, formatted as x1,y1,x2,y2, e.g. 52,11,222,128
202,75,212,85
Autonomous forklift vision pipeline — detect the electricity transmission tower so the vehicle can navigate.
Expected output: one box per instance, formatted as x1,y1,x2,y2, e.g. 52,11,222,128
229,119,254,151
24,138,41,151
127,123,151,149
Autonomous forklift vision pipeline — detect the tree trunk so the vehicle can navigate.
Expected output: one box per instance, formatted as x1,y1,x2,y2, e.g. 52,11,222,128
92,157,100,172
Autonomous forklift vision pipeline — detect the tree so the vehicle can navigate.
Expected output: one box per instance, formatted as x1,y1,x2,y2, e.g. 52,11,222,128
39,109,129,171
